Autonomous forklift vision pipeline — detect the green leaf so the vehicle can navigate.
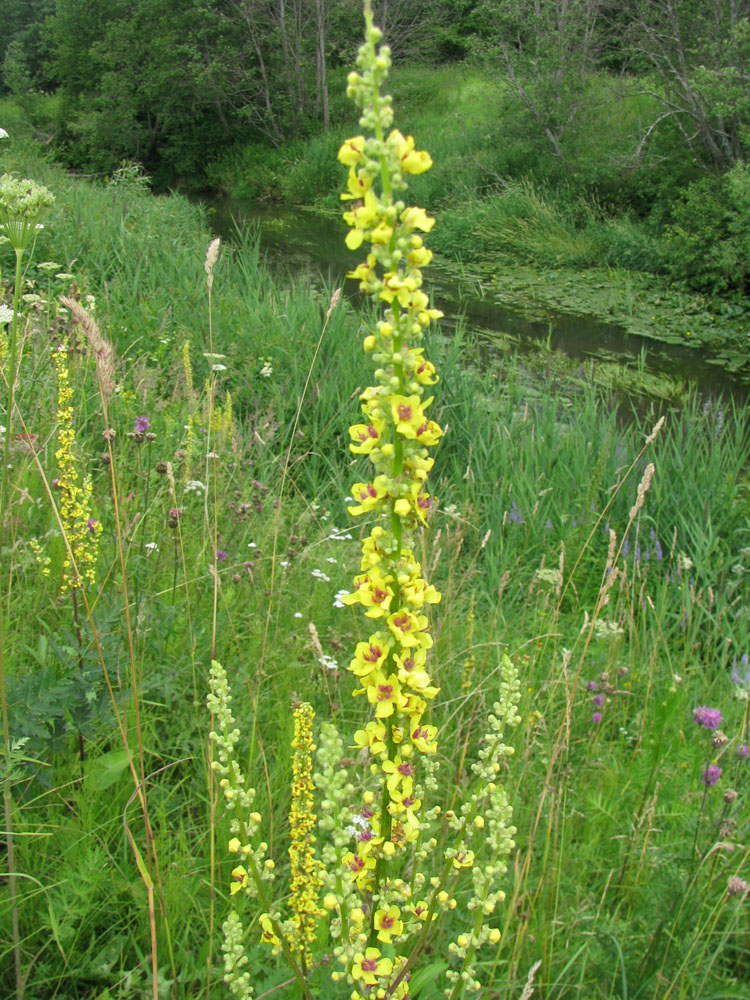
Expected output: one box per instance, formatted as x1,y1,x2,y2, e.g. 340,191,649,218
409,961,449,998
85,748,130,791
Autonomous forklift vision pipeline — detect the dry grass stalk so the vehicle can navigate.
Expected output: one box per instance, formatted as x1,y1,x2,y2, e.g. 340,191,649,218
519,960,543,1000
629,462,655,521
204,237,220,291
326,286,341,320
644,414,665,446
59,296,115,401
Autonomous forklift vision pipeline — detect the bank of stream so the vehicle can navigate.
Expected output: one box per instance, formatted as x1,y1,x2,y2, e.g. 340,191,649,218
205,198,750,406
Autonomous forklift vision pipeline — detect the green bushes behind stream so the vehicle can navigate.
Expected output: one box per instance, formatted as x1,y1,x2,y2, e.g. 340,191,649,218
207,65,750,297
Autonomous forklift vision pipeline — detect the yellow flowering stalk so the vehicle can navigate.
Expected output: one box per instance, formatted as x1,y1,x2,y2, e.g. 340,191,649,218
288,702,324,970
207,661,315,1000
211,6,520,997
52,346,102,591
328,5,520,998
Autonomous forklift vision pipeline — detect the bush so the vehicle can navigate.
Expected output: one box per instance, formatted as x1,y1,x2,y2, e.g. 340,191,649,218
663,165,750,294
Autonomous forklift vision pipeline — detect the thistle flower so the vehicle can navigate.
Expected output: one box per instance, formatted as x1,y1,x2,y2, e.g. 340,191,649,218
0,174,55,252
693,706,723,731
701,764,722,786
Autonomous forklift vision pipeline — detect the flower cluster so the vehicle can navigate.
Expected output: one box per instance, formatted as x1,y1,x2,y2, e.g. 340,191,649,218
338,0,442,862
52,347,102,590
0,174,54,252
208,660,277,998
287,703,324,968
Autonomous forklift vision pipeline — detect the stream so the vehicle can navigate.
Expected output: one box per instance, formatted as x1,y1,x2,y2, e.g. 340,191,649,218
205,199,749,407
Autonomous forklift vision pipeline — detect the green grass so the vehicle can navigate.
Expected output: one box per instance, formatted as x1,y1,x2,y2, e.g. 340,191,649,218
205,65,675,285
1,145,749,1000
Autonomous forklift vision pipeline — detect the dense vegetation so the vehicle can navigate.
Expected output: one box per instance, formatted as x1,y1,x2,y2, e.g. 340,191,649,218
1,119,750,999
3,1,750,295
2,5,750,997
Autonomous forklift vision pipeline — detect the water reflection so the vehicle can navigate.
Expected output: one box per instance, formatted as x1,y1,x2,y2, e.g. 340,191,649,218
205,199,747,405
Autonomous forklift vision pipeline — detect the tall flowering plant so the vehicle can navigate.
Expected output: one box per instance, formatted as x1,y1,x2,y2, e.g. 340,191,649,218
211,5,520,998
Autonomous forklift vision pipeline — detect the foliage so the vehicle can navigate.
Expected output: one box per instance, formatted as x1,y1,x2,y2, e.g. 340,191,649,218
664,163,750,295
2,78,750,1000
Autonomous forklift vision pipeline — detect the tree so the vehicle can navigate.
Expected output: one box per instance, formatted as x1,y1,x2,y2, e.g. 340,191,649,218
623,0,750,171
48,0,241,178
470,0,604,173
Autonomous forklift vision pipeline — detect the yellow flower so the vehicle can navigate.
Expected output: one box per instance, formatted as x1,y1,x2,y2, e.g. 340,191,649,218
352,947,393,984
373,904,404,944
387,130,433,175
352,720,388,755
400,205,435,232
387,609,431,648
349,418,384,454
259,913,280,950
452,849,475,869
342,850,377,891
365,672,405,718
343,568,395,618
338,135,366,166
230,865,249,895
348,475,389,515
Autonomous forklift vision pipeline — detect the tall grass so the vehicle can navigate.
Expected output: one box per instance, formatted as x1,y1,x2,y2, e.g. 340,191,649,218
1,145,749,998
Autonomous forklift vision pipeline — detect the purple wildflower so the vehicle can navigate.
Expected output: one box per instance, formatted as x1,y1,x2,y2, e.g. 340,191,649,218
731,654,750,690
593,694,606,708
134,415,150,434
701,764,722,786
693,706,723,730
508,501,524,525
592,711,602,725
587,680,598,692
216,550,227,563
87,518,98,534
737,743,750,760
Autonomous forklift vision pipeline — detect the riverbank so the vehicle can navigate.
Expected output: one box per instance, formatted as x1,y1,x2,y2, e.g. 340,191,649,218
200,59,750,371
201,198,750,395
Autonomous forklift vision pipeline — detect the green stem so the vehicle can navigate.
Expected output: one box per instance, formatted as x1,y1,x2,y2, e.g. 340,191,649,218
0,246,25,1000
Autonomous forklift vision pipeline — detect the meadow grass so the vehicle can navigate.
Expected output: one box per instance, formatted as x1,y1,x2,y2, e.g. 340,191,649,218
0,142,749,999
